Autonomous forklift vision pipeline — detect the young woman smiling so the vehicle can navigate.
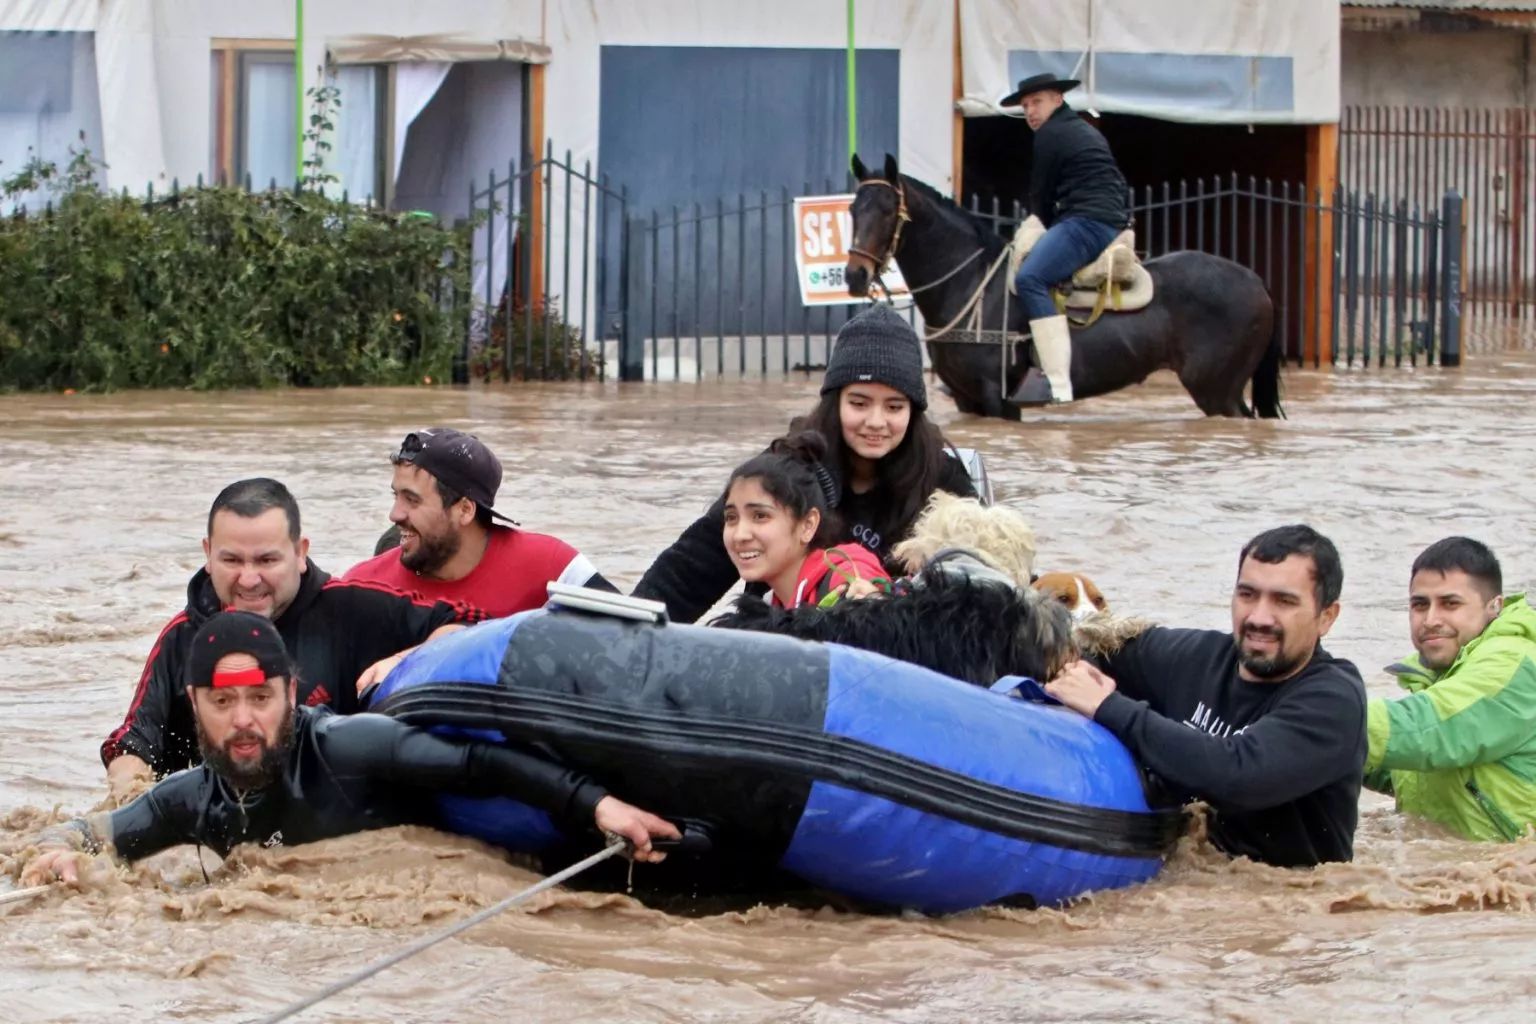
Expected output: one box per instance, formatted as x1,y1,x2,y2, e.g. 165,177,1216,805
635,304,977,622
722,432,887,609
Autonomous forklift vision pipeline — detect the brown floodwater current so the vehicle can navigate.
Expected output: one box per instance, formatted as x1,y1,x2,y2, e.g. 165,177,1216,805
3,359,1536,1022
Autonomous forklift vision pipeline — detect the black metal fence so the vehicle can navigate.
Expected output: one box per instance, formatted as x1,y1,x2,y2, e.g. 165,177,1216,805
616,179,910,382
465,146,628,381
603,172,1461,378
963,176,1461,369
1342,105,1534,321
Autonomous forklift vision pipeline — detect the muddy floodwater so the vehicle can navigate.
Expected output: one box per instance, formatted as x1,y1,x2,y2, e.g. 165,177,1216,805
3,358,1536,1023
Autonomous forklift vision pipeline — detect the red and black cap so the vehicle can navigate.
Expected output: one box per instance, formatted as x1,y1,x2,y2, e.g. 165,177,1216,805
187,611,291,688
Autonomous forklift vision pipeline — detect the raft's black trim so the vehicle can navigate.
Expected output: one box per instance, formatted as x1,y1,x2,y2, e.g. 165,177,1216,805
379,683,1186,859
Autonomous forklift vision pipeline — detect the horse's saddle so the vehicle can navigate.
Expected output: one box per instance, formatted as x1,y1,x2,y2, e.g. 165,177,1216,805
1007,215,1155,316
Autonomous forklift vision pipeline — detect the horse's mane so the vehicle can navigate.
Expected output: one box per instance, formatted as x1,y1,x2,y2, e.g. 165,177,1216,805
900,174,1011,256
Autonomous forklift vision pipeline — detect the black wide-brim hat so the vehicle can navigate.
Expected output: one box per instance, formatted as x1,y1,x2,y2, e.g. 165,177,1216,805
1000,72,1081,107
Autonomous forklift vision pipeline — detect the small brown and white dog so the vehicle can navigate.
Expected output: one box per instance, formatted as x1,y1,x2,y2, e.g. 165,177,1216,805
885,492,1150,661
1030,572,1110,621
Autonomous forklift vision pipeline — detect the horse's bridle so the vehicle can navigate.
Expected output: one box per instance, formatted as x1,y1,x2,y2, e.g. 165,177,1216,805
848,177,987,302
848,177,911,275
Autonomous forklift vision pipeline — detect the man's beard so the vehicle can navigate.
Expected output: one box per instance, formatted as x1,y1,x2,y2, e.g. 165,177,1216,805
1415,630,1461,671
1233,626,1307,681
400,524,461,575
197,702,296,791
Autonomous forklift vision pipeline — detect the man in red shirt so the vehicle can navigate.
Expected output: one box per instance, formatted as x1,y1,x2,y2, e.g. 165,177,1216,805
345,428,615,617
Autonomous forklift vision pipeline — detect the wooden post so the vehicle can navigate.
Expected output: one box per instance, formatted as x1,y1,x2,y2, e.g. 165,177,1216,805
529,62,548,308
1509,107,1526,318
951,0,963,198
1305,122,1339,365
218,49,237,182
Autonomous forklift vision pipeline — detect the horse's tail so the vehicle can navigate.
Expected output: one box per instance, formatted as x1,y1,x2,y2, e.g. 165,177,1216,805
1250,314,1285,420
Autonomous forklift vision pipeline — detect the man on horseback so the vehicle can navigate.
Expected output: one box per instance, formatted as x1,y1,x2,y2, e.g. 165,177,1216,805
1003,72,1130,405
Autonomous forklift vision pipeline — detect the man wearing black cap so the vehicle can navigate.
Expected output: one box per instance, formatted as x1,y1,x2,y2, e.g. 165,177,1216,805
26,612,678,885
1000,72,1130,406
102,478,480,803
345,428,614,619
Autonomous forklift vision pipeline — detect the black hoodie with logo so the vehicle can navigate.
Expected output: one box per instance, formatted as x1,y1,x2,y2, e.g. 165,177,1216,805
101,560,478,776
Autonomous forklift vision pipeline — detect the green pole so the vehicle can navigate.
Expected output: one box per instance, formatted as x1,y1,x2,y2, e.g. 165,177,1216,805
846,0,856,162
295,0,305,185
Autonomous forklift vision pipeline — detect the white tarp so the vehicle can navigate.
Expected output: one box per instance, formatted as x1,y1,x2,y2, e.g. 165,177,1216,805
392,61,453,188
392,61,523,320
959,0,1341,125
0,0,93,32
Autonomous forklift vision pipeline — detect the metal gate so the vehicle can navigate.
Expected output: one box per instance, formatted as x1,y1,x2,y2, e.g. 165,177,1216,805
1342,105,1534,322
463,146,627,382
612,174,1460,377
614,179,901,383
471,161,1463,380
964,177,1461,369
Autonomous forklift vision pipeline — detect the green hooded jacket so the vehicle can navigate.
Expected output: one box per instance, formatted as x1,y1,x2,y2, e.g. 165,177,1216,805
1364,593,1536,841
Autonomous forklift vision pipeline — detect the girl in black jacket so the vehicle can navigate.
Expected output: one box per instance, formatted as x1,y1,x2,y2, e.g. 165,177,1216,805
634,304,977,622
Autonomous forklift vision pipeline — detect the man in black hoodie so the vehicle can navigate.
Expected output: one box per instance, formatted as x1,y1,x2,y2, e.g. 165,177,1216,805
1045,525,1367,868
101,478,480,802
1002,72,1130,406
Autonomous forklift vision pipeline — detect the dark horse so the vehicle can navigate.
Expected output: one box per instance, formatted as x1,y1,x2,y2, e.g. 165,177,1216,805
845,154,1282,420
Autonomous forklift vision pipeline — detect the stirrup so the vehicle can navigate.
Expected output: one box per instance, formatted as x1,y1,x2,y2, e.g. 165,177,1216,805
1009,368,1064,406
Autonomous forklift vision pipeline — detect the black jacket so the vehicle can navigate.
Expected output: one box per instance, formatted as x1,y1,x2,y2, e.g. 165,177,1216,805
101,561,479,775
1092,627,1367,868
87,708,606,860
633,452,978,623
1028,104,1129,229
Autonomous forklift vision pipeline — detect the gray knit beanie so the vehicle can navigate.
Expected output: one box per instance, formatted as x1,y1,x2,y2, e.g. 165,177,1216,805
820,304,927,411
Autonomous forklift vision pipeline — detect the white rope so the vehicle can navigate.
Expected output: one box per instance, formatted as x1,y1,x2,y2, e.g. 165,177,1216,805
249,839,628,1024
0,884,50,908
922,248,1013,343
902,246,985,296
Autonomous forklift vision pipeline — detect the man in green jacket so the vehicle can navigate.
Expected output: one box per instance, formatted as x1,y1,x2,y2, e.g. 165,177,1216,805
1365,537,1536,840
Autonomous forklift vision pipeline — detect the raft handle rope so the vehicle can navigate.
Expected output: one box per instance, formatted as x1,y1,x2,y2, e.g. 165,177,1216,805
851,175,1034,395
249,837,630,1024
379,683,1187,858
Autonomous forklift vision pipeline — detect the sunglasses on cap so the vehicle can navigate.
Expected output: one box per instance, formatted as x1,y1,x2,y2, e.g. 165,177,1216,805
395,431,430,463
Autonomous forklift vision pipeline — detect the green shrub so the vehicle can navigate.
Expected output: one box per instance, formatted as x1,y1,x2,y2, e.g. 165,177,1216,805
0,159,469,392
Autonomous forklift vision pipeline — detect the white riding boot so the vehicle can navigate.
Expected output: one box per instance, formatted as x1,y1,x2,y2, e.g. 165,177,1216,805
1011,314,1074,405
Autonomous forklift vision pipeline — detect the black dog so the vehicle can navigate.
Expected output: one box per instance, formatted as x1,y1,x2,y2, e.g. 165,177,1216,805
710,550,1075,685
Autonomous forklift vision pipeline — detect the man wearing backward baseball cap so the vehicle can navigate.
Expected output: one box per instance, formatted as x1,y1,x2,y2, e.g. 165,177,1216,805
346,428,615,618
24,612,677,886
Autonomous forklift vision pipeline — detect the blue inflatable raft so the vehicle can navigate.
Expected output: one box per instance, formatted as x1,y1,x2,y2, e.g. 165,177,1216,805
369,608,1182,913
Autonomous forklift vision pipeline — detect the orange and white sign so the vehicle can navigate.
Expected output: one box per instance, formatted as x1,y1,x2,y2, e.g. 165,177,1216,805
793,194,910,306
